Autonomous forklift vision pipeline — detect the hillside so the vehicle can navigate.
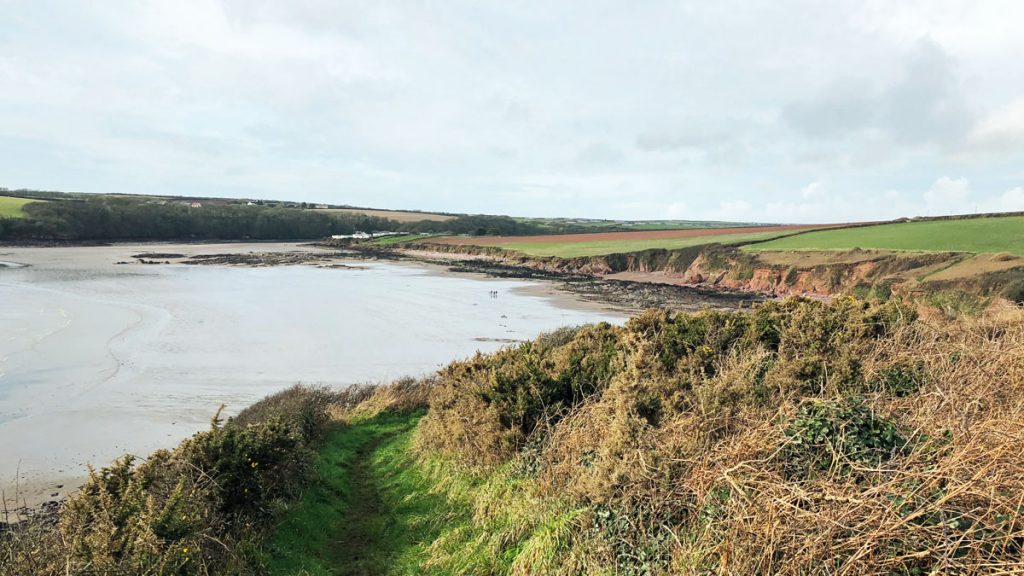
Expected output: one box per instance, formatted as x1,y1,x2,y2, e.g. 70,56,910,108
4,298,1023,574
750,215,1024,255
0,191,544,241
385,213,1024,310
433,224,828,257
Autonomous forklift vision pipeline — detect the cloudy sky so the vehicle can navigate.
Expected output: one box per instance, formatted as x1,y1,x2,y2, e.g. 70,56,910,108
2,1,1024,222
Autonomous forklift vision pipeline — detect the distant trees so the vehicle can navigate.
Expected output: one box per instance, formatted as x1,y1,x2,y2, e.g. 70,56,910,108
0,196,398,241
403,214,545,236
0,190,611,242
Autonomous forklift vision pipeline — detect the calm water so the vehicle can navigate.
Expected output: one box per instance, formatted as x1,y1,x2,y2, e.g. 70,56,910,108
0,248,624,504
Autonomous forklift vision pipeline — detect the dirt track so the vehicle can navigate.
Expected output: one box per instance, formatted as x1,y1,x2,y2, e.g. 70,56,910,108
434,224,826,245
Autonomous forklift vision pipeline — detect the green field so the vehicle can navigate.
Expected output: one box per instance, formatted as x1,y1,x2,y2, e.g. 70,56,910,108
0,196,39,218
494,230,796,257
749,216,1024,256
368,233,426,246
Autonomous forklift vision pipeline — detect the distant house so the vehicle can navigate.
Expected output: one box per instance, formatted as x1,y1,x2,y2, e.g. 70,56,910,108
331,231,373,240
246,201,256,206
189,202,203,208
316,204,329,209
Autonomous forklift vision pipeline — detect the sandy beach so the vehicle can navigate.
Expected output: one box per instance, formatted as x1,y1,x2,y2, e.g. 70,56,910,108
0,242,626,510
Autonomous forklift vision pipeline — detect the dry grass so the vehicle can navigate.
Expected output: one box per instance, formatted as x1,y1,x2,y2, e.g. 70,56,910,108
754,248,898,267
927,252,1024,281
419,299,1024,574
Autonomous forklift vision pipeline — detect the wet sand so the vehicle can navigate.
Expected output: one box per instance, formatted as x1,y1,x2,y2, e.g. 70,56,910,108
0,242,626,509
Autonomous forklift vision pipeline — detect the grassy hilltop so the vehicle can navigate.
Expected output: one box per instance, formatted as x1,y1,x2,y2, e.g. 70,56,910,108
421,213,1024,258
5,297,1024,575
750,215,1024,255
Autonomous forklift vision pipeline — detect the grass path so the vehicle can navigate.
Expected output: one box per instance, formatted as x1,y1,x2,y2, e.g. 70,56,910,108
266,410,452,575
266,410,578,575
327,431,389,575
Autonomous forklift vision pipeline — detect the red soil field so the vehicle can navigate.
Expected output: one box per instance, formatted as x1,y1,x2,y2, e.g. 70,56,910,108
434,224,828,245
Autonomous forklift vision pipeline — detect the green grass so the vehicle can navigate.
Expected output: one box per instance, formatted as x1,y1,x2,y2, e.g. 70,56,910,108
494,230,796,257
368,234,426,246
0,196,40,218
748,216,1024,255
265,412,423,575
266,410,590,575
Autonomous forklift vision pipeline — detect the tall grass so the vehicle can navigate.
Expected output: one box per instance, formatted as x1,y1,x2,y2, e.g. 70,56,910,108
418,297,1024,574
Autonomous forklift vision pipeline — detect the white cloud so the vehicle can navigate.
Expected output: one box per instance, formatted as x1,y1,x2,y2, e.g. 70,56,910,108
980,187,1024,213
782,38,970,149
801,181,826,200
923,176,971,214
969,98,1024,149
0,1,1023,219
666,201,689,219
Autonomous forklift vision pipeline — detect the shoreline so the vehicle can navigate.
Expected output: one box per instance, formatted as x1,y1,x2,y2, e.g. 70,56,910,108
0,240,763,517
0,242,631,516
346,245,770,312
2,240,768,313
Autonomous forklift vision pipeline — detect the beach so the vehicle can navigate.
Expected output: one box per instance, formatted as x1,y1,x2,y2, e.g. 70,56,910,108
0,242,626,509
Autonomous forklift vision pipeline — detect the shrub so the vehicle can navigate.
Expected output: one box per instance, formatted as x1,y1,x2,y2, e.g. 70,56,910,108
869,363,927,397
0,385,337,575
782,397,906,479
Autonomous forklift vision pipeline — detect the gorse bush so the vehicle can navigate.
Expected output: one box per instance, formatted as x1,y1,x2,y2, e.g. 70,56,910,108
6,298,1024,575
420,322,626,466
1,385,339,575
418,297,1024,574
421,297,916,468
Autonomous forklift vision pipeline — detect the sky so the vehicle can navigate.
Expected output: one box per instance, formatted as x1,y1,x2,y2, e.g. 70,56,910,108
2,1,1024,223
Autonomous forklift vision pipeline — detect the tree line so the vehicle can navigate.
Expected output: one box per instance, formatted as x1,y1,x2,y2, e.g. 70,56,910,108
0,193,552,241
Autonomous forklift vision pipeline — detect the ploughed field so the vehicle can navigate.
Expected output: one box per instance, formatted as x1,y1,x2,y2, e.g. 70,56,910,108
434,224,828,257
315,207,454,222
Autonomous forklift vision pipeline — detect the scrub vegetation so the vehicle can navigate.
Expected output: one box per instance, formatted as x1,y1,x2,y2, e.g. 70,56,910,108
6,297,1023,575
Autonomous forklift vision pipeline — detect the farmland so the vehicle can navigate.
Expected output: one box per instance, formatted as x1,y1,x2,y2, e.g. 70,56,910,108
434,224,824,257
0,196,40,218
514,216,763,231
316,207,454,222
749,215,1024,255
